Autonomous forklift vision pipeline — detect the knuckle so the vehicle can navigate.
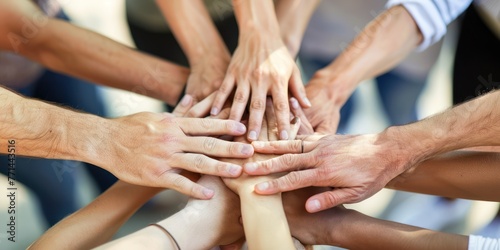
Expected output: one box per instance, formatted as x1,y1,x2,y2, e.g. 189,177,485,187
323,192,338,207
234,91,247,103
274,100,288,112
284,172,302,187
199,119,212,130
228,142,241,155
251,99,265,111
203,137,217,152
193,155,205,172
281,154,296,167
252,68,264,79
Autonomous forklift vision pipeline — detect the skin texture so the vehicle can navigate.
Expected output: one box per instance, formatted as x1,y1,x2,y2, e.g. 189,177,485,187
302,5,422,133
0,87,255,199
245,90,500,212
222,99,301,250
0,0,190,105
156,0,230,103
211,0,311,142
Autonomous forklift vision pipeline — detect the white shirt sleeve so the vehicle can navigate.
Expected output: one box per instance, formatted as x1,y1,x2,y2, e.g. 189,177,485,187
469,235,500,250
386,0,473,51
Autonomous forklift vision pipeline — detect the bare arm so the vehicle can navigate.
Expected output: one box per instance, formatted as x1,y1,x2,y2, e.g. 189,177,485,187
29,181,163,249
246,90,500,211
0,0,188,105
388,151,500,202
0,87,253,197
304,5,422,132
156,0,230,102
283,188,468,250
274,0,321,57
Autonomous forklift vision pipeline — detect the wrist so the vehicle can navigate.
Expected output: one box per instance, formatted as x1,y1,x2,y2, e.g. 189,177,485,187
379,125,436,173
159,210,214,249
311,69,357,106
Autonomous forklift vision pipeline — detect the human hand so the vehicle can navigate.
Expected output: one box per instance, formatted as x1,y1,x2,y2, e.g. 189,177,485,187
211,33,311,141
185,53,230,103
182,175,244,247
303,70,347,133
282,187,350,246
102,112,254,199
223,98,301,194
244,133,413,212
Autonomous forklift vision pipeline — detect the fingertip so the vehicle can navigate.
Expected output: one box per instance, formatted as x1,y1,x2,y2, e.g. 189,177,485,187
202,188,215,199
210,107,220,116
255,181,270,193
289,97,300,110
244,162,258,174
247,130,258,141
306,199,322,213
280,130,289,140
240,144,254,156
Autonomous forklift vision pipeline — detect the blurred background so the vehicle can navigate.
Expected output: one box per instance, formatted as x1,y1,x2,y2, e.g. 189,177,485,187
0,0,498,249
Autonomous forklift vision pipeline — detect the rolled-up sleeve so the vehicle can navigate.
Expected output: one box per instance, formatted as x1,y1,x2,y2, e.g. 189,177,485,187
386,0,473,51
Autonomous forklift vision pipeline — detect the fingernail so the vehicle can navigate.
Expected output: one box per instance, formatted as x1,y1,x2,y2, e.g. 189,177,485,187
248,131,257,140
290,97,299,109
280,130,289,140
252,141,263,148
228,165,242,176
241,145,253,155
245,163,258,173
256,182,269,191
180,95,192,106
291,117,299,125
210,107,219,116
307,199,321,212
304,98,312,107
203,188,215,198
235,123,246,134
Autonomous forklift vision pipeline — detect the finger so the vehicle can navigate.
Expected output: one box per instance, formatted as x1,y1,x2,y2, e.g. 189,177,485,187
171,153,243,178
211,75,235,116
289,97,314,135
172,94,194,117
253,169,318,194
244,153,310,175
229,81,250,122
306,189,359,213
251,140,314,154
177,118,247,136
289,67,311,108
183,136,254,158
211,107,231,120
271,86,291,140
161,173,214,199
258,108,269,141
184,93,216,118
265,98,279,141
247,85,267,141
289,117,301,140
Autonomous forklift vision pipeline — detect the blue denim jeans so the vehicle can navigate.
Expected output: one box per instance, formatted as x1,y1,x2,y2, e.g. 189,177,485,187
300,56,426,133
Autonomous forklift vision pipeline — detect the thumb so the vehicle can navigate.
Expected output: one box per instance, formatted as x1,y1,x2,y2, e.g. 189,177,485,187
305,188,361,213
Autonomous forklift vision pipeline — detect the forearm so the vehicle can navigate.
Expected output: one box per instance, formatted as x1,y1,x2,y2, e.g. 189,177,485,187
1,2,188,105
318,5,422,104
274,0,320,57
387,151,500,202
328,210,468,249
239,189,295,250
30,181,162,249
381,90,500,171
233,0,281,37
0,87,109,163
157,0,229,66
